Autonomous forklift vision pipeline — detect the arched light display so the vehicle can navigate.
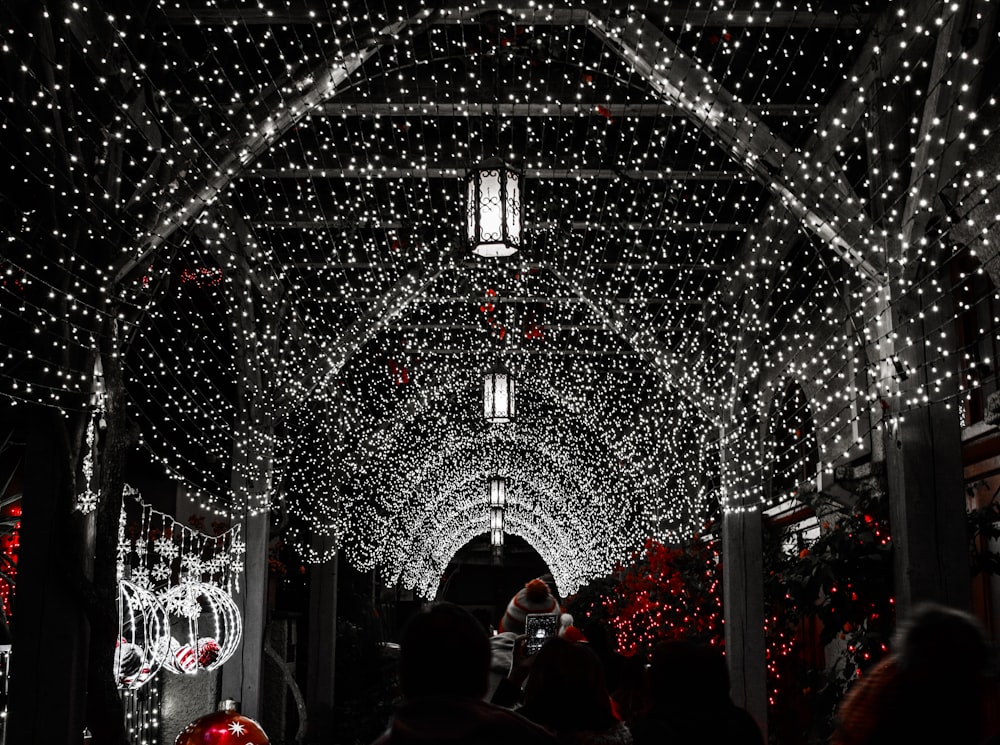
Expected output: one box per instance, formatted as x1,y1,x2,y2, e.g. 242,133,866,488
484,365,516,424
3,0,998,613
466,162,522,257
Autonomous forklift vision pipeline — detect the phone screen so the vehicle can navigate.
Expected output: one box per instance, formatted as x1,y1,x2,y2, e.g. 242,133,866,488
524,613,559,655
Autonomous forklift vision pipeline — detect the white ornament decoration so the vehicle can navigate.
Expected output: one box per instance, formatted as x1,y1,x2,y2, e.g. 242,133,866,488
115,580,170,691
159,582,242,675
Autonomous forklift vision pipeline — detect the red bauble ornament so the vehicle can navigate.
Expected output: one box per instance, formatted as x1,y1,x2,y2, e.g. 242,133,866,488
174,701,269,745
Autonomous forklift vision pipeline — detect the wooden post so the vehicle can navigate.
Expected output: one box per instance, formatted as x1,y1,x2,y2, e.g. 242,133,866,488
720,411,768,740
221,502,271,718
6,407,89,745
722,506,766,736
306,545,339,741
885,293,970,611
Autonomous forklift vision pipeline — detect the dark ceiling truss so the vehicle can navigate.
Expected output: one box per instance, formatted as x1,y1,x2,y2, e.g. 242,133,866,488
101,0,920,496
133,3,887,278
248,167,747,181
306,102,821,118
252,220,750,232
160,6,872,30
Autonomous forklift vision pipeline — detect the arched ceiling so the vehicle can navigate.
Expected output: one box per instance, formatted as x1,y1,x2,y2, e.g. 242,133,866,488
3,0,998,595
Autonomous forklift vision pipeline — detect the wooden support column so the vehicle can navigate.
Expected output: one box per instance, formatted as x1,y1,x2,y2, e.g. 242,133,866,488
884,292,970,611
873,0,995,613
722,505,766,734
221,496,271,718
219,227,277,718
6,407,89,745
720,403,767,739
306,543,339,742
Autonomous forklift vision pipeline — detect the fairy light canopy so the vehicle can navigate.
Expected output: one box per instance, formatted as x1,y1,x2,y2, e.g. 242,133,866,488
1,0,999,593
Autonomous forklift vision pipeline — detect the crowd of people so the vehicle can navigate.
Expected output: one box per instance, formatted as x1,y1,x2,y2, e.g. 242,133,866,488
371,577,1000,745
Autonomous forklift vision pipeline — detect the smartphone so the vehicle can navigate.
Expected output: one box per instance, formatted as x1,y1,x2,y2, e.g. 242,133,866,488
524,613,559,655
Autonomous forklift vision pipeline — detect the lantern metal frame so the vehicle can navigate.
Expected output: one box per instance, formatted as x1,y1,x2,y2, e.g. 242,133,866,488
466,161,523,258
483,364,516,423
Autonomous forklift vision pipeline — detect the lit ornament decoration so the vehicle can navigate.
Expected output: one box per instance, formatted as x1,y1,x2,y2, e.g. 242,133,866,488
484,364,516,424
115,580,170,690
175,700,270,745
160,582,242,675
466,162,523,257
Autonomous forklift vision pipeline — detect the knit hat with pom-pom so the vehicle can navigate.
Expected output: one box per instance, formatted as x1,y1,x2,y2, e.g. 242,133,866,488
499,578,559,634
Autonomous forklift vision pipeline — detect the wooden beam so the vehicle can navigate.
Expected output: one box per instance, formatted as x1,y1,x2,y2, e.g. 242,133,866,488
813,0,944,155
115,8,439,286
542,261,722,423
722,505,767,739
591,12,883,282
292,258,453,400
309,295,705,305
254,219,748,232
161,5,869,29
248,166,744,181
899,0,997,278
286,261,727,271
308,101,818,118
401,347,641,356
591,14,884,281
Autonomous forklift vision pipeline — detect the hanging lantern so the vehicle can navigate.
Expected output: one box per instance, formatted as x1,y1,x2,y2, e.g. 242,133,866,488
466,162,522,257
483,364,516,423
490,507,505,536
160,582,242,675
489,477,507,508
116,580,171,690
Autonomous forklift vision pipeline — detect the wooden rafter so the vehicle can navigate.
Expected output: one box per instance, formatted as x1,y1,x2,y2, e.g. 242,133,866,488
591,12,884,282
542,262,723,424
308,102,819,118
254,220,748,232
114,8,440,286
292,257,455,401
161,6,870,29
899,0,998,277
248,167,744,181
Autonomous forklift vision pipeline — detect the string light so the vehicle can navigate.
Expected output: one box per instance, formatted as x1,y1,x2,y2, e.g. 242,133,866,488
0,1,997,600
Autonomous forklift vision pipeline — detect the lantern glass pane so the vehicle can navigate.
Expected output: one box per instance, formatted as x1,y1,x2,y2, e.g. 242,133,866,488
491,527,504,547
478,169,503,243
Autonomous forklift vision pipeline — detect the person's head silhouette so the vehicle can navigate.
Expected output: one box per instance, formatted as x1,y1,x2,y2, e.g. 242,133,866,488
398,602,491,700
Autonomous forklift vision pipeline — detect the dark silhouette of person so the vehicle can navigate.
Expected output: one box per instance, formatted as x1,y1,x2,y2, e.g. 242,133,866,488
519,635,632,744
630,640,763,745
832,602,996,745
371,602,557,745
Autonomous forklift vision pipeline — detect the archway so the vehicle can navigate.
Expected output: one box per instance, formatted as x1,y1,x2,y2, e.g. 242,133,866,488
437,533,552,633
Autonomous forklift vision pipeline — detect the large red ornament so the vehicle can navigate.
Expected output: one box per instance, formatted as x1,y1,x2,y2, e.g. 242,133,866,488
174,700,270,745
